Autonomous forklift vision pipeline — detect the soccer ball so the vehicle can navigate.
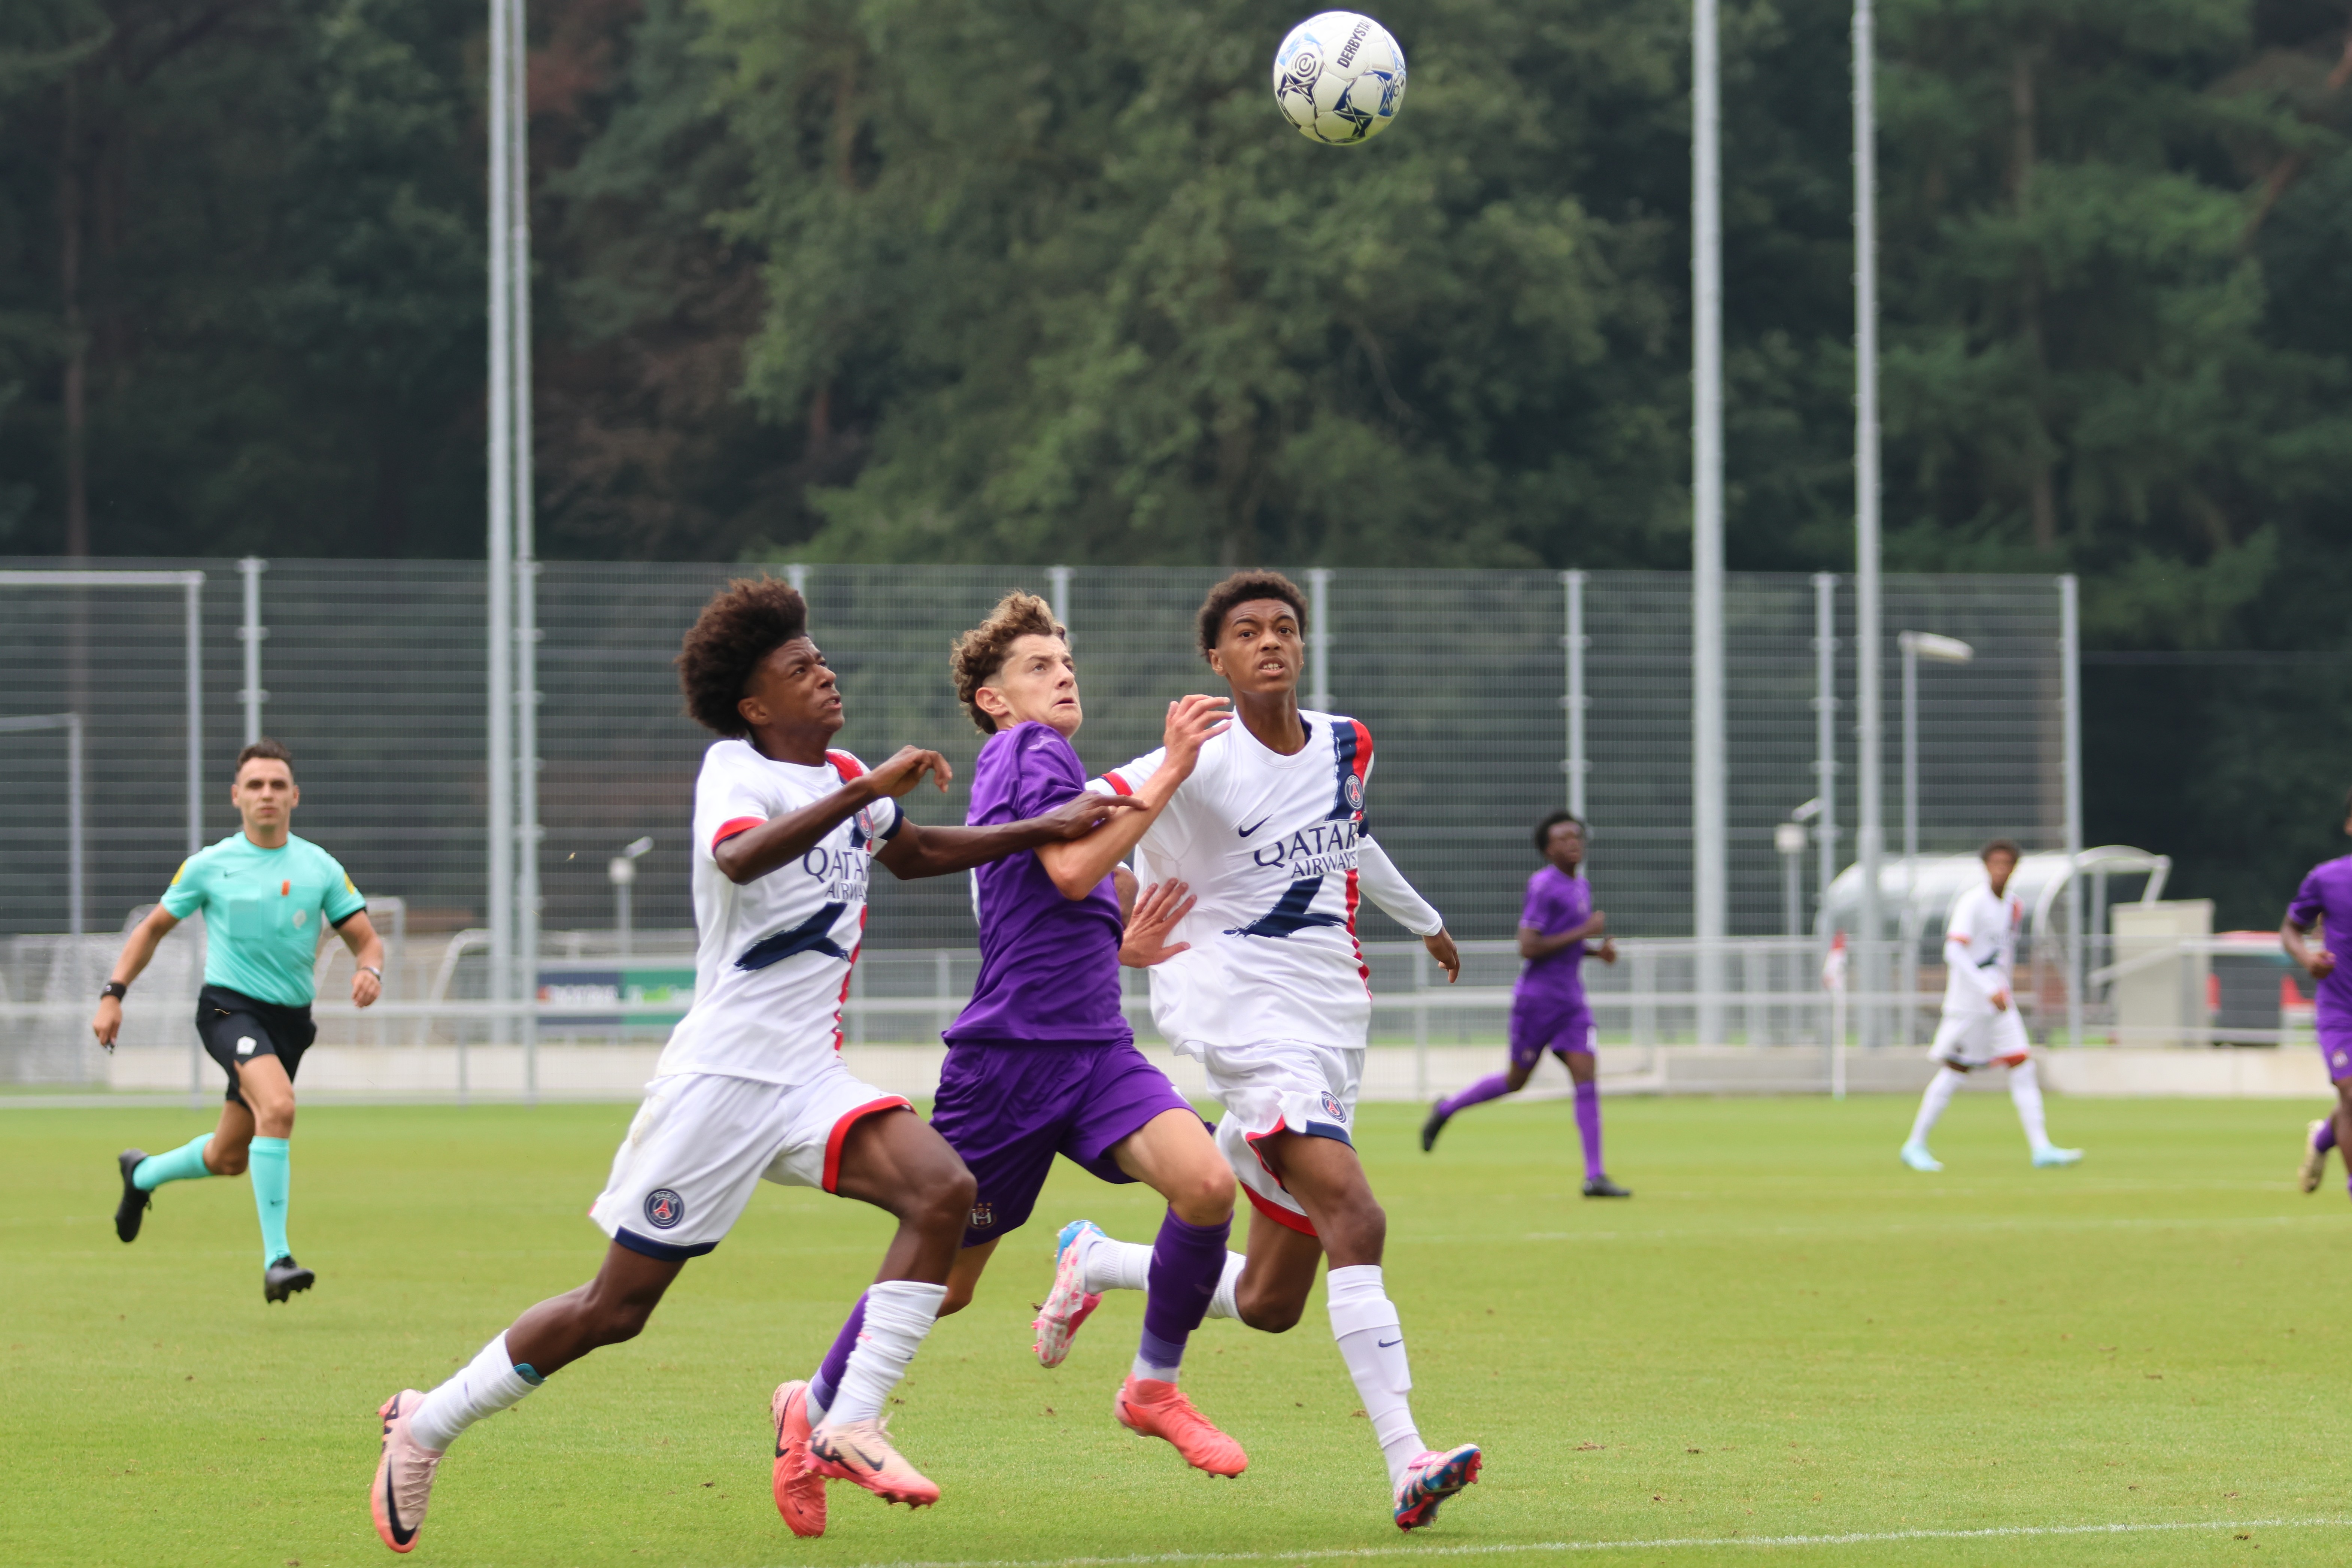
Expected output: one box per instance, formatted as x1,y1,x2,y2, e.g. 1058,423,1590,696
1271,12,1407,146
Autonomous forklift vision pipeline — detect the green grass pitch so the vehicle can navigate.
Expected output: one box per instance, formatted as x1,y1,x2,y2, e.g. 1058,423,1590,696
6,1092,2348,1567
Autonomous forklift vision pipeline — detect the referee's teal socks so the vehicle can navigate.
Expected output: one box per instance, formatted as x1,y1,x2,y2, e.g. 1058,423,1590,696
132,1134,215,1192
249,1137,292,1263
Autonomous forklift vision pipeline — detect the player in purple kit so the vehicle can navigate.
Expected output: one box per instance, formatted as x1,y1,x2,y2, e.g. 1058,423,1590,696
370,580,1145,1553
775,591,1248,1517
2284,789,2352,1197
1418,812,1629,1197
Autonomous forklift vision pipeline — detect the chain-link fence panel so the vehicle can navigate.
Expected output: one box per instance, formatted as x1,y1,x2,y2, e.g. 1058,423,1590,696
2,557,2068,1083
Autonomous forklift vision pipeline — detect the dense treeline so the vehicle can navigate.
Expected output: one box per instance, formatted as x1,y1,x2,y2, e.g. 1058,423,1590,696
1,0,2349,918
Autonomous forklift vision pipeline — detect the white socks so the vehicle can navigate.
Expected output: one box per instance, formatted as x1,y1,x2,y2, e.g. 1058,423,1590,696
409,1331,544,1453
1206,1250,1245,1320
823,1279,946,1428
2009,1057,2051,1150
1326,1264,1421,1486
1080,1234,1153,1295
1908,1067,1965,1147
1103,1242,1247,1322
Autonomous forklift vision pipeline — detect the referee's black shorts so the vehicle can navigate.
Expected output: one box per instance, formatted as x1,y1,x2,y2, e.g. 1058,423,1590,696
195,985,318,1106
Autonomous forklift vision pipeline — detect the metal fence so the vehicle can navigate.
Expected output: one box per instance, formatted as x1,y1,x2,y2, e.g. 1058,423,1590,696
1,559,2076,1084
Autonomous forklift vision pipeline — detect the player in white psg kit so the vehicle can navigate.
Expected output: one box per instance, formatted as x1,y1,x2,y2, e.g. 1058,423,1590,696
1029,571,1485,1532
368,579,1142,1553
1900,838,2083,1172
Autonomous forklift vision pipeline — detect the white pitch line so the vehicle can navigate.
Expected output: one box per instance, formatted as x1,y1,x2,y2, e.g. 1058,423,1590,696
796,1516,2348,1568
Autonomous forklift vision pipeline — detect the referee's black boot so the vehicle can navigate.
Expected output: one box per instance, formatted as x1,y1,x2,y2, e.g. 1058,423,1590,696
264,1255,316,1303
1581,1175,1632,1199
114,1149,151,1243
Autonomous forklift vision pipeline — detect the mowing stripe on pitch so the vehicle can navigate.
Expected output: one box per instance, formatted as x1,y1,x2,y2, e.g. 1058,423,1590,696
811,1516,2349,1568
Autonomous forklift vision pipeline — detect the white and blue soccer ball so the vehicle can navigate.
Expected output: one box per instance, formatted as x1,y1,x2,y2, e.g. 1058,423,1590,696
1271,12,1407,146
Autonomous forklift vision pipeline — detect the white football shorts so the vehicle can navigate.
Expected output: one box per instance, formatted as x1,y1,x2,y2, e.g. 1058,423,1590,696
1204,1038,1363,1239
1929,1006,2031,1069
588,1059,911,1260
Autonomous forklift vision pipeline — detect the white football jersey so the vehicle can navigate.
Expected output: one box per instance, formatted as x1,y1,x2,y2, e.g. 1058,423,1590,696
656,739,903,1086
1941,880,2021,1017
1091,711,1376,1054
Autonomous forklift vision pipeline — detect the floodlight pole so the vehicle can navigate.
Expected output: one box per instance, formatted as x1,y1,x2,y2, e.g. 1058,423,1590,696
505,0,542,1103
485,0,516,1045
1692,0,1727,1044
1852,0,1885,1050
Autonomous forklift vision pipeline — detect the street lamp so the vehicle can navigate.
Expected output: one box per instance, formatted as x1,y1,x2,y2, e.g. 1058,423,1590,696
609,836,653,959
1896,631,1973,1042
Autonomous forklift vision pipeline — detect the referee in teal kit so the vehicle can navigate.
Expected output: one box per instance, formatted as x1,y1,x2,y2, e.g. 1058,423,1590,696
94,738,385,1302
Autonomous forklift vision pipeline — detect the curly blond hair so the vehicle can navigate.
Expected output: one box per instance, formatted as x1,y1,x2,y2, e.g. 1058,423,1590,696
949,591,1066,735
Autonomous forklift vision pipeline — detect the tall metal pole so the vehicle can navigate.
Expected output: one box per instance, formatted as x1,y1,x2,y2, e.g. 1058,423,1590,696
1564,570,1587,820
1048,564,1072,636
1812,573,1838,932
2060,574,2084,1047
1306,568,1333,712
484,0,516,1039
184,576,203,857
506,0,540,1099
1692,0,1727,1043
1852,0,1884,1049
237,556,267,744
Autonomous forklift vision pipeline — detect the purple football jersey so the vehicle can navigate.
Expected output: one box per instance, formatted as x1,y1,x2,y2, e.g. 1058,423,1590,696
2288,855,2352,1024
943,721,1131,1046
1513,864,1592,1007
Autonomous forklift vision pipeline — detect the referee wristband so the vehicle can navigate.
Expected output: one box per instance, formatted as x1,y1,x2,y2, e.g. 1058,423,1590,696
358,965,383,980
100,981,130,1001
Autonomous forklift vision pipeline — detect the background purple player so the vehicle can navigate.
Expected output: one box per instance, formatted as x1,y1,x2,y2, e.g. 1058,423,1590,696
1419,812,1630,1198
2286,787,2352,1198
787,590,1248,1483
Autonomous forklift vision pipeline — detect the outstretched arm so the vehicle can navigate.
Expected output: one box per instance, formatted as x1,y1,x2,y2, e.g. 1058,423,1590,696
877,792,1148,880
91,904,181,1049
1035,695,1230,898
716,746,949,885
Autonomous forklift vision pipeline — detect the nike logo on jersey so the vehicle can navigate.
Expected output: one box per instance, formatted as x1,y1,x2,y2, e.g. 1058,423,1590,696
737,903,852,970
1238,816,1274,837
1225,876,1348,939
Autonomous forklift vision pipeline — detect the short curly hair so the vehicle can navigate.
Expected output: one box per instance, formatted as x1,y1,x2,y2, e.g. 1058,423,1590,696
1534,810,1585,855
1196,570,1309,663
676,577,810,736
949,590,1066,736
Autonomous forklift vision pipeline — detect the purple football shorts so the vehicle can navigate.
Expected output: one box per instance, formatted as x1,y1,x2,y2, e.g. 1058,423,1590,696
2321,1015,2352,1084
929,1039,1199,1249
1508,995,1596,1070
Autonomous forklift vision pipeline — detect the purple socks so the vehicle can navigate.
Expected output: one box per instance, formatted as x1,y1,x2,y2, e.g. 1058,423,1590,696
1574,1078,1605,1180
808,1292,866,1417
1438,1073,1513,1119
2317,1118,2339,1156
1136,1211,1230,1378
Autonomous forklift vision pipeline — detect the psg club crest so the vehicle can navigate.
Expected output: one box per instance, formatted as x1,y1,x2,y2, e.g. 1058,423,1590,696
1320,1090,1347,1122
1343,774,1365,813
968,1201,994,1231
643,1188,685,1229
